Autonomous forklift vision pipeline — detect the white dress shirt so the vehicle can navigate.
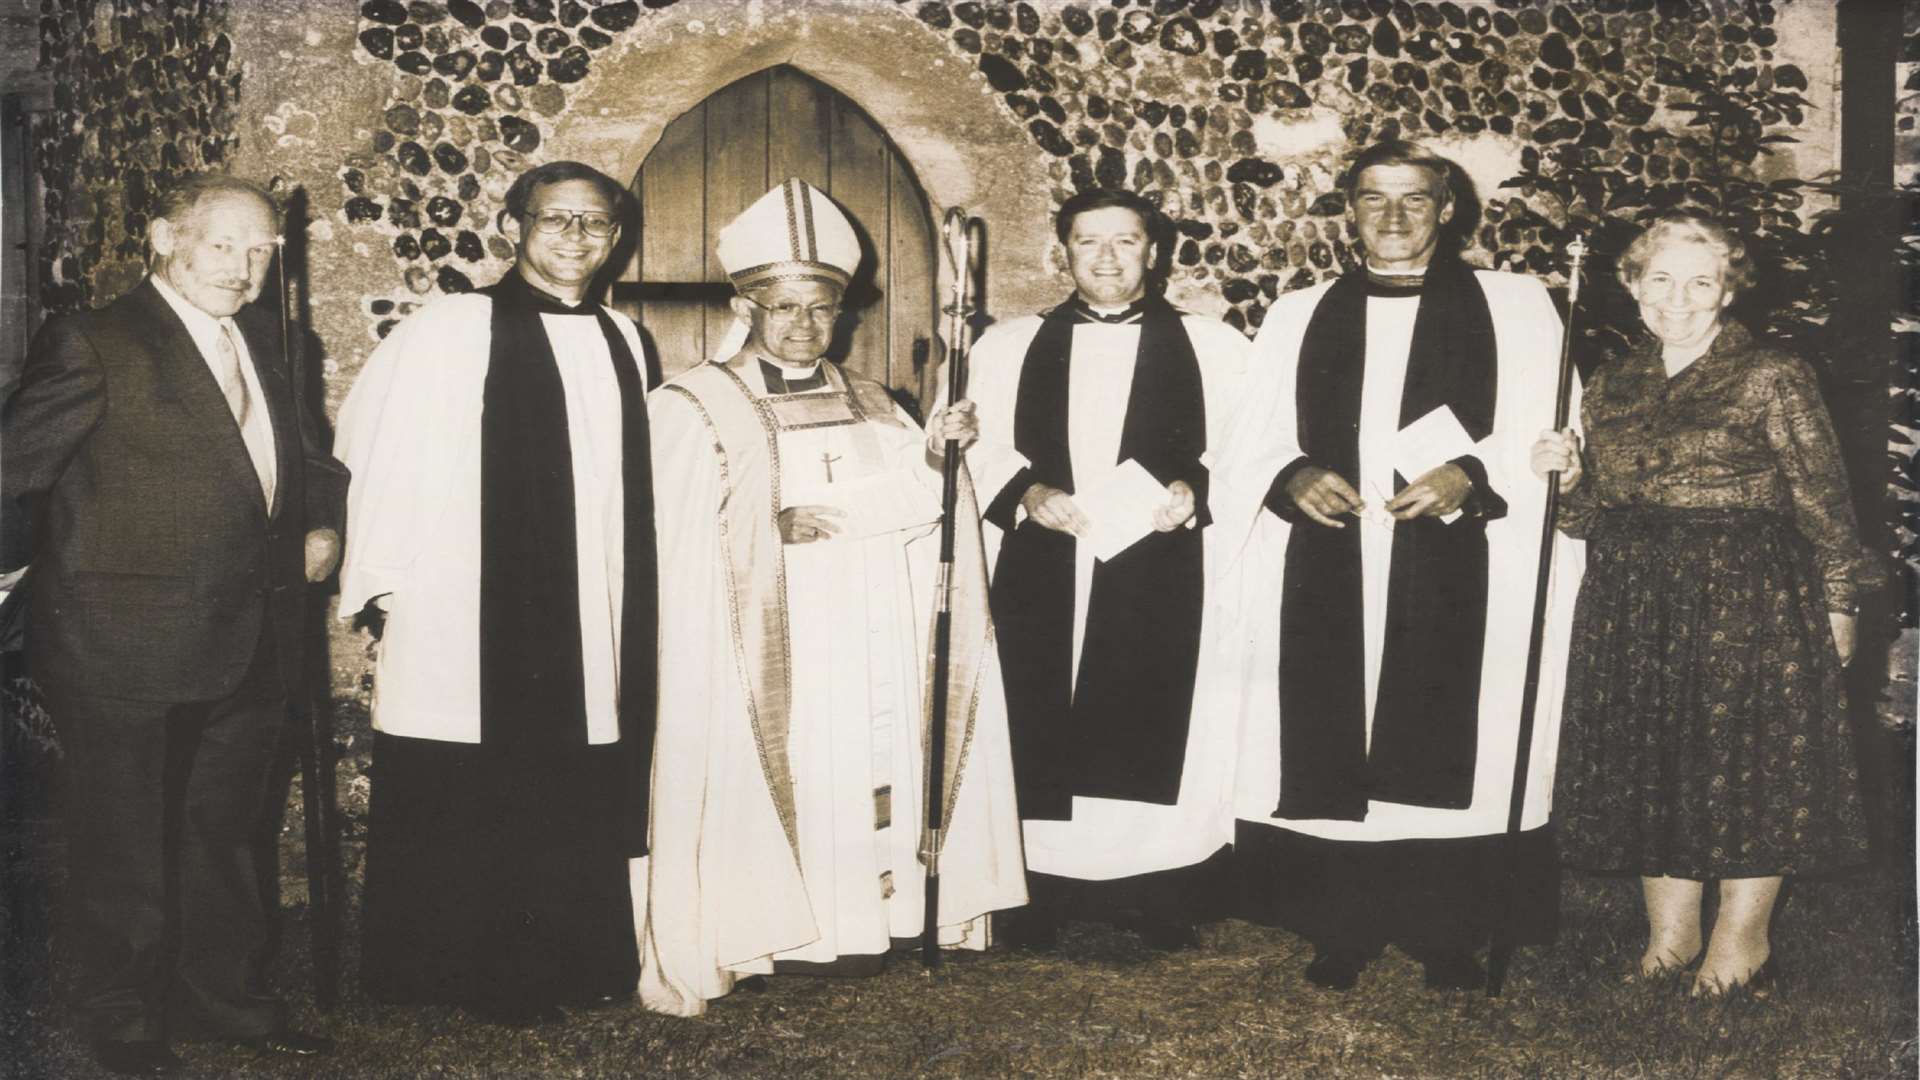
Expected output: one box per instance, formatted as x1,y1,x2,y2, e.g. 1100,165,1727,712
151,275,278,509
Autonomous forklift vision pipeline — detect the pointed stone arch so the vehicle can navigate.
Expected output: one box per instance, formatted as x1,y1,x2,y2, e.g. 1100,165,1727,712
614,65,938,402
545,1,1063,393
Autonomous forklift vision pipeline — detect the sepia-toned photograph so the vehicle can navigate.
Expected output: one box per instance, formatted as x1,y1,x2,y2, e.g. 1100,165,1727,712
0,0,1913,1075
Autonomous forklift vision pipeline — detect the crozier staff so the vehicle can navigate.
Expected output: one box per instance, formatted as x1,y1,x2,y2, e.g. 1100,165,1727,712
1532,213,1876,995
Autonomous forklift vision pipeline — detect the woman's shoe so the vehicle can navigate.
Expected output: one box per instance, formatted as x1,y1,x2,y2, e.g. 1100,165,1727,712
1624,948,1703,984
1691,954,1776,998
1737,957,1778,998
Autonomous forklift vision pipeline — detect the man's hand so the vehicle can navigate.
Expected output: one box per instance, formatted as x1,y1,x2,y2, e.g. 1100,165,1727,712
1830,611,1857,667
1285,466,1363,528
1153,479,1196,532
925,399,979,453
1021,483,1090,538
1529,428,1584,493
304,528,342,583
1386,463,1473,520
779,505,843,545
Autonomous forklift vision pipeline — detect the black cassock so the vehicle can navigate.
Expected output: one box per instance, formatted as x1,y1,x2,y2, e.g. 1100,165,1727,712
360,274,656,1013
985,295,1209,823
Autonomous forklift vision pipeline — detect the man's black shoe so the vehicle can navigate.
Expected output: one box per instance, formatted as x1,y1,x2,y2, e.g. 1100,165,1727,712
1304,949,1368,991
1127,916,1201,952
465,998,564,1028
1419,950,1487,991
248,1029,335,1057
93,1040,183,1076
996,908,1063,952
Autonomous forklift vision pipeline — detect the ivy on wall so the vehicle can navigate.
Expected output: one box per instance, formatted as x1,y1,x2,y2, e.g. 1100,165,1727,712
35,0,242,314
1888,15,1919,598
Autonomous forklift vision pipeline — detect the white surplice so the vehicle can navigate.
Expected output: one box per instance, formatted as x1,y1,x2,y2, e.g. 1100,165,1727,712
335,292,648,745
959,313,1251,880
639,360,1026,1017
1215,270,1584,842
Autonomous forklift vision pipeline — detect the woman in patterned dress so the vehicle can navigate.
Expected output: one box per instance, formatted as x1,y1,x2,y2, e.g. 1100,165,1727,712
1531,214,1875,995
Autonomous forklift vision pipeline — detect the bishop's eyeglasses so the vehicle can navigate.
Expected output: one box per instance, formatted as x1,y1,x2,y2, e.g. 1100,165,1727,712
742,296,842,323
529,209,619,237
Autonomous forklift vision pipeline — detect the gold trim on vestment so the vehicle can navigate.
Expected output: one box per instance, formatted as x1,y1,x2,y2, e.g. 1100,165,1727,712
665,357,993,870
661,371,801,857
727,260,852,292
924,471,991,849
763,391,862,431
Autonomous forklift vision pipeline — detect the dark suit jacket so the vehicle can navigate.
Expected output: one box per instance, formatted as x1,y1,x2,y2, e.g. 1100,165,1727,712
0,279,350,703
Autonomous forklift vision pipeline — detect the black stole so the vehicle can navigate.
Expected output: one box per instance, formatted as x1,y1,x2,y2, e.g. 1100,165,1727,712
990,295,1208,821
478,272,658,856
1274,259,1498,821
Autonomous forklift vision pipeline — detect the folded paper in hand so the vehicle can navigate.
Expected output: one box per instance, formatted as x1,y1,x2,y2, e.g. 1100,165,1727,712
784,470,941,540
1395,406,1477,524
1076,458,1170,562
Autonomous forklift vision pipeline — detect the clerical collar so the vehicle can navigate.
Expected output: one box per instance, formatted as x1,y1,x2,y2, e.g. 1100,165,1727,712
497,270,591,314
759,357,827,394
1363,264,1428,298
1064,295,1149,325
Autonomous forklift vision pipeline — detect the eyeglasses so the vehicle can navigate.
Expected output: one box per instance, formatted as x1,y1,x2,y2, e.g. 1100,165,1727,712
743,296,841,323
528,209,618,237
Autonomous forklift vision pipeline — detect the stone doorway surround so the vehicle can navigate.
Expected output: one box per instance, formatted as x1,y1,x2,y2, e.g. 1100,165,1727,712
617,65,942,405
545,0,1064,327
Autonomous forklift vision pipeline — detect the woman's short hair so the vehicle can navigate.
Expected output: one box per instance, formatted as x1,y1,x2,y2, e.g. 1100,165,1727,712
1617,213,1755,295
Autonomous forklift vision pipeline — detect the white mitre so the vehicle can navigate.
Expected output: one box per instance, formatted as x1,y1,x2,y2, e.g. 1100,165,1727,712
717,177,862,291
710,178,862,362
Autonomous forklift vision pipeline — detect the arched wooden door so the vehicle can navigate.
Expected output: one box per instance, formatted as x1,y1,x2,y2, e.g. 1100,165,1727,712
615,66,938,409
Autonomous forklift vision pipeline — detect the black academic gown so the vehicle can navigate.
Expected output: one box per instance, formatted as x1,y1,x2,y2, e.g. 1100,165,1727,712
356,275,656,1012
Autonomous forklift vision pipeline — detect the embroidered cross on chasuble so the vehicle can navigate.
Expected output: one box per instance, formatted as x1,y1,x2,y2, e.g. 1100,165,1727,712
762,382,892,877
762,389,863,430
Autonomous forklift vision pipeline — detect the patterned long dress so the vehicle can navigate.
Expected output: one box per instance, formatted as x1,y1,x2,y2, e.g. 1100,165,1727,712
1554,320,1875,878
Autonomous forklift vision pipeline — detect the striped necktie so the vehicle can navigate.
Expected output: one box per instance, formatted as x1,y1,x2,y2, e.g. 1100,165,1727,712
216,324,276,509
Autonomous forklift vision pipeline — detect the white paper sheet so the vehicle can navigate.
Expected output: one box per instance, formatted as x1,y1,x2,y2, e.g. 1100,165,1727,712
783,470,941,540
1394,405,1479,525
1395,405,1477,481
1076,458,1171,562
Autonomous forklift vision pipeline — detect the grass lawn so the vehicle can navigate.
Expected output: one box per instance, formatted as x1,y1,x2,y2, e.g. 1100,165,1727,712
4,694,1915,1079
7,872,1913,1078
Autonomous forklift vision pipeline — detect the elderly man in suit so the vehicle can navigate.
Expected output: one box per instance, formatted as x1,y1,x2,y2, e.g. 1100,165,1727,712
0,173,348,1076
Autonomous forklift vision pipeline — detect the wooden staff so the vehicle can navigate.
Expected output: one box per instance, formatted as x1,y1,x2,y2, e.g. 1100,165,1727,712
922,207,979,969
1486,235,1588,999
271,180,340,1009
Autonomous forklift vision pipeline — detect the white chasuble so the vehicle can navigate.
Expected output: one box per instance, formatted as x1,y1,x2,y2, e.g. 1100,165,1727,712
1216,270,1585,843
639,359,1025,1017
959,313,1251,880
336,293,647,745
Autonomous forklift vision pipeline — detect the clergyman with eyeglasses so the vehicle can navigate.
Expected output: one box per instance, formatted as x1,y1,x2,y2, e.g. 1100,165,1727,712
637,178,1026,1016
332,161,661,1026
